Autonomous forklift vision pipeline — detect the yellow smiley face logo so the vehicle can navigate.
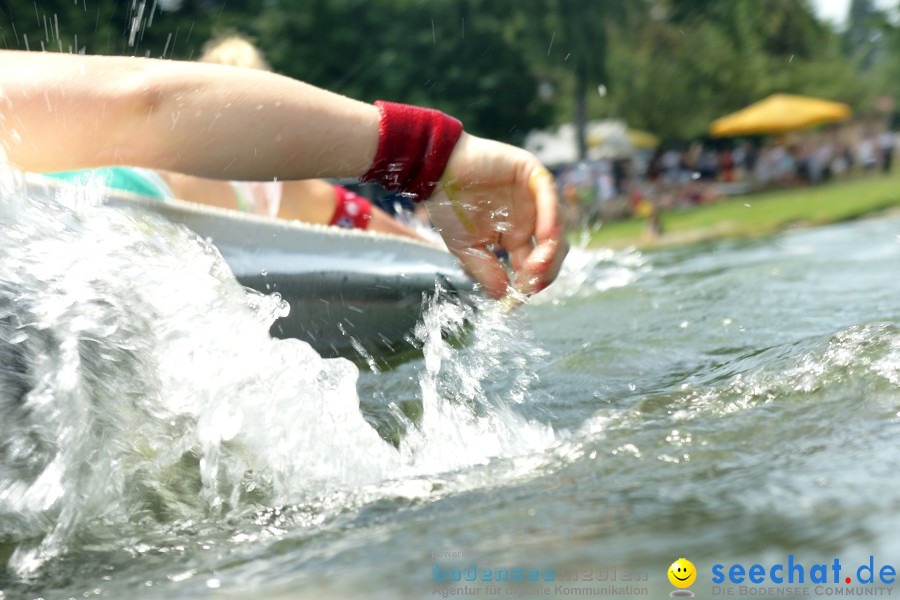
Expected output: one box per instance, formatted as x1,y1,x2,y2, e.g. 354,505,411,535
668,558,697,588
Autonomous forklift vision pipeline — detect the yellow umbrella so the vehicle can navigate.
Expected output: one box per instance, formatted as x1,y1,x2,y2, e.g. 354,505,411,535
710,94,851,137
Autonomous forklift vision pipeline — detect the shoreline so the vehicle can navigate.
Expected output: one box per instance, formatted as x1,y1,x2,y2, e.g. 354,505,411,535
583,173,900,250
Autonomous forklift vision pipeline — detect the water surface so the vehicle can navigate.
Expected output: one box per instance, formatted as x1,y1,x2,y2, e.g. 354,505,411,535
1,173,898,599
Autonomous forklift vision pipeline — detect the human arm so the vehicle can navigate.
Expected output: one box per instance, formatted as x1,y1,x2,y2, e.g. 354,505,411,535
166,173,430,242
0,50,566,297
277,179,341,223
0,50,379,180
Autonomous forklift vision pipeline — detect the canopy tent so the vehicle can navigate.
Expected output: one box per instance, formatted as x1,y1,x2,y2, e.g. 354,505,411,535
625,128,661,149
524,123,579,166
525,120,659,166
586,122,635,159
710,94,851,137
586,122,660,159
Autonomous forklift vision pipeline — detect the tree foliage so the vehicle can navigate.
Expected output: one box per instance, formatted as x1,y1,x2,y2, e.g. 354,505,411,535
605,0,870,142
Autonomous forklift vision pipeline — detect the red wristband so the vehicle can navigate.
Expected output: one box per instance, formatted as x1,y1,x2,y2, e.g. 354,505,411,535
361,100,463,202
330,185,373,230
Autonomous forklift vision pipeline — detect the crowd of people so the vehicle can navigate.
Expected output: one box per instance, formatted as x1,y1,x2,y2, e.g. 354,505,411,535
556,122,898,227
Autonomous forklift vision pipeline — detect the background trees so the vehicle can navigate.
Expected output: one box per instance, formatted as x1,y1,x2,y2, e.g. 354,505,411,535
2,0,898,146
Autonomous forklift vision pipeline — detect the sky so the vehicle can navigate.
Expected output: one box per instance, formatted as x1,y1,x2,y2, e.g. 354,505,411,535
812,0,851,26
811,0,898,27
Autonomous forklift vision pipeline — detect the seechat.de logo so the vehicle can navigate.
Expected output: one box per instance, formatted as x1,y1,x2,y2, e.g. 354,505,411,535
711,555,897,586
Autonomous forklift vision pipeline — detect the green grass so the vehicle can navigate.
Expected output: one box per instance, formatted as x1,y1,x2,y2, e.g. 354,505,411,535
584,172,900,249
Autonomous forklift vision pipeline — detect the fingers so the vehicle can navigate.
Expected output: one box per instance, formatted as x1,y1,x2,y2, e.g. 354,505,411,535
454,246,511,300
529,165,562,245
513,237,567,295
504,164,567,296
507,243,533,275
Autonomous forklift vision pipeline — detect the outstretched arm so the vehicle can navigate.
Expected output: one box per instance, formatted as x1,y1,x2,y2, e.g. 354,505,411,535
0,50,379,180
0,50,566,297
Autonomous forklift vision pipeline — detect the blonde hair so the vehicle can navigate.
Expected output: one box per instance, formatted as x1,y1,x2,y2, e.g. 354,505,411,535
200,35,271,71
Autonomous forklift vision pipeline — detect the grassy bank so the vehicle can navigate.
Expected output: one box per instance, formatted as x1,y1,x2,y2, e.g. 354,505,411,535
585,172,900,249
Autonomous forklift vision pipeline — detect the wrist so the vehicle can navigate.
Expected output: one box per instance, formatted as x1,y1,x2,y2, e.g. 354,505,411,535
361,101,463,202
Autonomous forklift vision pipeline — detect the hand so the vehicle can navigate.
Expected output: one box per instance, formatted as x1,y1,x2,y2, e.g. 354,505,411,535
426,133,568,299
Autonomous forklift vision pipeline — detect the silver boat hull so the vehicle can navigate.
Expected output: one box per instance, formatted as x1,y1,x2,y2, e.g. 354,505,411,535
27,175,475,361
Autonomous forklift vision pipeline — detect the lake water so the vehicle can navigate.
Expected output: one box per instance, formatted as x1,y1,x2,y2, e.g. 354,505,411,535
1,169,898,599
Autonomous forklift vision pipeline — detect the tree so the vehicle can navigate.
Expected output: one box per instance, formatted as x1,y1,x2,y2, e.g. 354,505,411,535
501,0,634,158
0,0,260,58
254,0,551,143
1,0,552,143
845,0,886,71
605,0,869,142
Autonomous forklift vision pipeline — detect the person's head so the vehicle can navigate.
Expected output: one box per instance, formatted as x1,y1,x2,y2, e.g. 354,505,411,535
200,34,270,71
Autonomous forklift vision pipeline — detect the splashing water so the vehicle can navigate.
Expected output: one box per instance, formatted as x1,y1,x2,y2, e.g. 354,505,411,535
400,292,555,474
0,170,558,581
531,240,648,304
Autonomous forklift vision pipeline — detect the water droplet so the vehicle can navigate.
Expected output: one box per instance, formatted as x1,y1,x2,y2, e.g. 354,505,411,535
490,206,509,219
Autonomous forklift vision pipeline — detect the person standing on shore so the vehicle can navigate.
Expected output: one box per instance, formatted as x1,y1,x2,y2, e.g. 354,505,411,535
878,127,895,174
